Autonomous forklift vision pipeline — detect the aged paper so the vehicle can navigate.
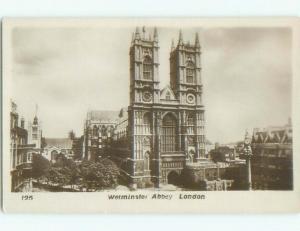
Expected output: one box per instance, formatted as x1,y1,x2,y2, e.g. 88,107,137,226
2,18,300,213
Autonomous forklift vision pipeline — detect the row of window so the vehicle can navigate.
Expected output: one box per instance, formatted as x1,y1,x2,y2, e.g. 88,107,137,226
142,56,196,83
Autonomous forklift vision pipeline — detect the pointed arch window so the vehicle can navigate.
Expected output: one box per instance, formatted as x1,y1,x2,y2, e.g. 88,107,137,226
161,113,177,152
143,56,153,80
186,61,195,84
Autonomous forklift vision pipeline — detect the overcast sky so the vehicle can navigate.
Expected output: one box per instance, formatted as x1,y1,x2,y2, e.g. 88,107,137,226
10,26,292,143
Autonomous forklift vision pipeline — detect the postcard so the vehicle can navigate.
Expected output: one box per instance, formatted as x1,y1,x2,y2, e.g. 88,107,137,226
2,18,300,213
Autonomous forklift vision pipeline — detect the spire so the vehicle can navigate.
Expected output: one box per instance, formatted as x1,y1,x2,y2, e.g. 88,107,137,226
35,104,38,117
153,27,158,42
195,32,200,47
135,27,140,40
178,29,183,45
171,39,175,51
33,104,39,125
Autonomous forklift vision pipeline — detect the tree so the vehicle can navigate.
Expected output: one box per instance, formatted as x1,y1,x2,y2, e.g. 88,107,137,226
80,158,120,190
32,154,50,180
42,157,120,190
52,153,68,168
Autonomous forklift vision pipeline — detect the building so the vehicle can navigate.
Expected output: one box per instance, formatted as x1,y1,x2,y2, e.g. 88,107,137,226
42,138,74,162
10,101,27,170
10,101,37,192
181,161,247,190
110,27,207,188
72,136,84,160
210,143,237,162
251,119,293,190
82,110,119,161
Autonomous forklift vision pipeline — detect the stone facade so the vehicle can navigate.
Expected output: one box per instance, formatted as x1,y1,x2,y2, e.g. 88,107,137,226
10,101,38,192
42,138,74,162
83,110,119,161
111,27,206,188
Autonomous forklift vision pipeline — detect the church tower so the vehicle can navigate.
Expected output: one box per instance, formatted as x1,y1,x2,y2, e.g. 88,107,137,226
28,105,42,149
169,31,206,160
128,27,161,187
170,31,202,106
129,27,160,105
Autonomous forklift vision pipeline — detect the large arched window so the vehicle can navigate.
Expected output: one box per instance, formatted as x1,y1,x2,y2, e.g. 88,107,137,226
143,56,153,80
161,113,177,152
186,61,195,84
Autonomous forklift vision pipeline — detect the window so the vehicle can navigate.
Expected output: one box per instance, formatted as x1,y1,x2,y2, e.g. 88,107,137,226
143,56,152,80
27,153,32,162
166,92,171,100
93,126,98,137
161,114,177,152
143,113,152,135
186,61,195,84
187,114,195,135
101,126,107,136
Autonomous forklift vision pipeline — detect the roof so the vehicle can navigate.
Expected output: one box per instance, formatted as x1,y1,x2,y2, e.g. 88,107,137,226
44,138,72,149
87,110,119,122
252,125,292,144
160,85,176,101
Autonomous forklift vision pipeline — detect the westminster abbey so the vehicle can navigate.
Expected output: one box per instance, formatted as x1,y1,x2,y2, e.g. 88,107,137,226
110,27,206,188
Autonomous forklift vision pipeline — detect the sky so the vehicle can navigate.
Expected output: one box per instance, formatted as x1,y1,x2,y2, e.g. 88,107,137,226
10,25,292,143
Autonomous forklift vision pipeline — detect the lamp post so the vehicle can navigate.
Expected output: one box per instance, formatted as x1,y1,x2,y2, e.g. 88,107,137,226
243,130,253,190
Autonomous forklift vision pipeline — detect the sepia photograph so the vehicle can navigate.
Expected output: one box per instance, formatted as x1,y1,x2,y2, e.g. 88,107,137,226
2,18,300,213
